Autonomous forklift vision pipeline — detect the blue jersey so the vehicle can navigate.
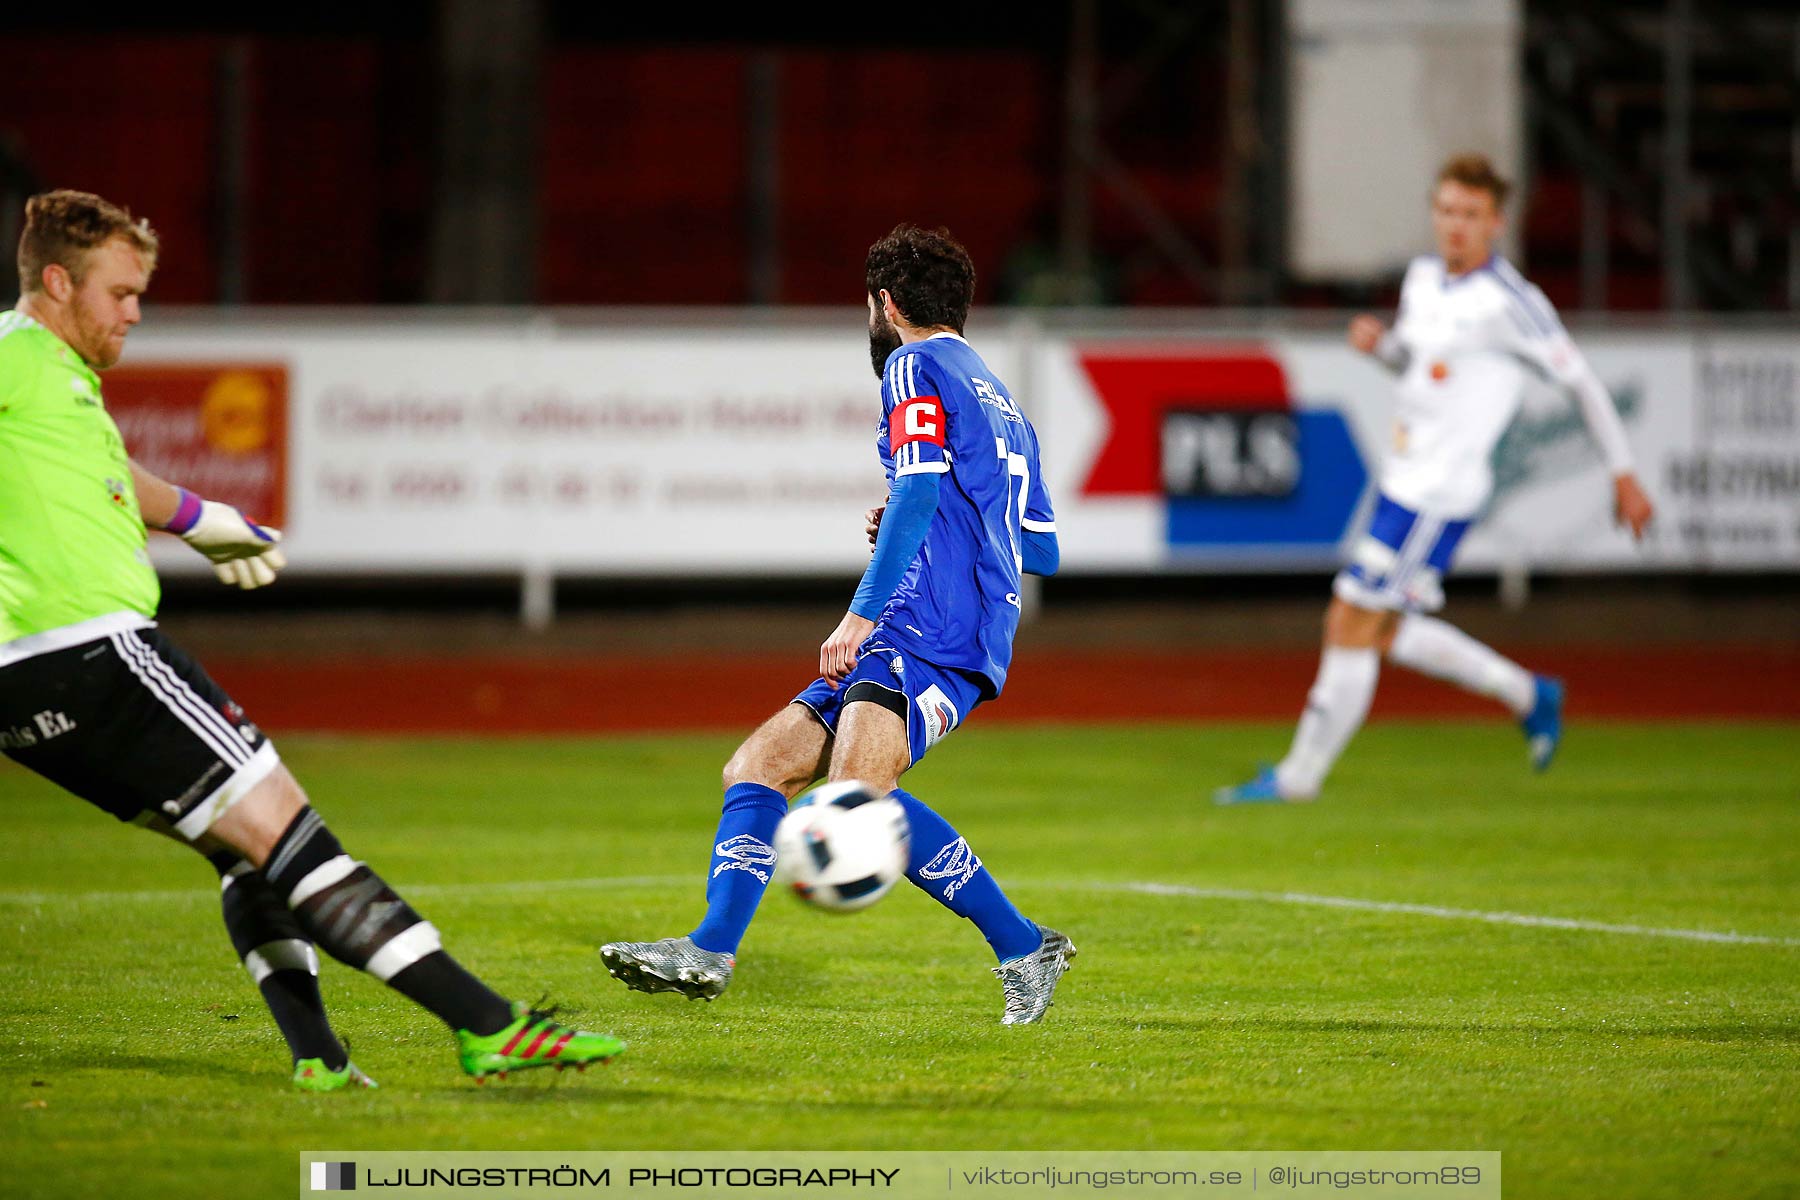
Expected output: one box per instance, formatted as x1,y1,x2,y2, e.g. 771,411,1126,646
874,333,1054,695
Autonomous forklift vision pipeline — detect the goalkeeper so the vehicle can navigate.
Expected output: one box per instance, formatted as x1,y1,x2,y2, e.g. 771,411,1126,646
0,190,625,1088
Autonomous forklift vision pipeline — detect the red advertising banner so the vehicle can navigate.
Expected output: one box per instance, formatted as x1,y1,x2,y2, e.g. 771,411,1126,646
103,364,289,528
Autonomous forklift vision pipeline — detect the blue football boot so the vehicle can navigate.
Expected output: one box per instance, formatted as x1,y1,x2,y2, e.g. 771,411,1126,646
1521,675,1565,772
1213,765,1300,805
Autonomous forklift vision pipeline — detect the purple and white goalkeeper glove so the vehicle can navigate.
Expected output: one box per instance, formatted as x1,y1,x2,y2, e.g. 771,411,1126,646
166,488,287,590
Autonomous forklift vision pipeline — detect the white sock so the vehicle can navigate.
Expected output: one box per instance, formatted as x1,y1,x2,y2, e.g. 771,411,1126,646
1275,646,1379,799
1387,614,1536,717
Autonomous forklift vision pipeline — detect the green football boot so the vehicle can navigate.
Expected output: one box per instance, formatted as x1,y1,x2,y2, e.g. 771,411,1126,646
292,1058,378,1091
456,1003,626,1081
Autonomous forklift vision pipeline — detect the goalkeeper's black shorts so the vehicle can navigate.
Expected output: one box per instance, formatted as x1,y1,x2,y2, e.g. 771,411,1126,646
0,625,277,838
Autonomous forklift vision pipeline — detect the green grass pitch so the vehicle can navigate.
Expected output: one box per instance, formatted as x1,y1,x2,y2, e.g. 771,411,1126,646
2,723,1796,1199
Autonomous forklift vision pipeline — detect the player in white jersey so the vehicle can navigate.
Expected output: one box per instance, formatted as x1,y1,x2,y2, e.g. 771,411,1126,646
1217,154,1655,804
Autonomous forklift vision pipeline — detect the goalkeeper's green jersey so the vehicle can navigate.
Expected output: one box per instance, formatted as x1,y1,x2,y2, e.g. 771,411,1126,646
0,309,159,648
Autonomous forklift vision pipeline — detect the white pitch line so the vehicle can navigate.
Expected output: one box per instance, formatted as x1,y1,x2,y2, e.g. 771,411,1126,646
1,874,1793,948
1084,881,1800,947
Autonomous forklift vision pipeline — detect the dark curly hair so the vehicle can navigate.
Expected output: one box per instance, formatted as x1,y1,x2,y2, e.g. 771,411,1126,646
864,224,975,333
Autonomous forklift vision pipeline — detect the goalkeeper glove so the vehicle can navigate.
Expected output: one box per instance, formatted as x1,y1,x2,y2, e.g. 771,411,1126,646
165,488,287,590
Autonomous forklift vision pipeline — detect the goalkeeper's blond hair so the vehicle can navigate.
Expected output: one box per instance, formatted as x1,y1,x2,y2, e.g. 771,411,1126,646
17,189,160,294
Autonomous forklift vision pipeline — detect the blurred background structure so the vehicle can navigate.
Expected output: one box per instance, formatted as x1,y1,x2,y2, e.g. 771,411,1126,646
5,18,1794,1192
5,0,1797,311
1,1,1796,698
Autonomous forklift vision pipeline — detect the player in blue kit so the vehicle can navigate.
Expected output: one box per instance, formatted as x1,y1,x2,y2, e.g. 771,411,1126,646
601,226,1076,1025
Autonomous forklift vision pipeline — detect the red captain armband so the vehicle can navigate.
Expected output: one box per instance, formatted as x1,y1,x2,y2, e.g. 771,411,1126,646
890,395,946,451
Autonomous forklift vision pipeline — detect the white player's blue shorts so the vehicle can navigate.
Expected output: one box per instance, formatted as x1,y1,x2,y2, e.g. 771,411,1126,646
1333,493,1473,613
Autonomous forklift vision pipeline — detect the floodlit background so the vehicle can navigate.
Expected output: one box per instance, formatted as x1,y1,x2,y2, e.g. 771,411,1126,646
4,0,1796,644
0,5,1796,1198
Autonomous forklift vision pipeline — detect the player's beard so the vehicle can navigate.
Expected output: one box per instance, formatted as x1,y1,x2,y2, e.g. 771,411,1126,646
69,293,125,369
868,309,902,379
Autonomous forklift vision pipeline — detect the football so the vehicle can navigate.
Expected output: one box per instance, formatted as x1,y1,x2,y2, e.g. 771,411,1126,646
773,781,911,912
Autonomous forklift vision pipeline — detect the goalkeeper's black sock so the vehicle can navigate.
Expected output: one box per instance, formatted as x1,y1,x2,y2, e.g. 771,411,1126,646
259,808,514,1037
209,851,347,1069
388,955,515,1036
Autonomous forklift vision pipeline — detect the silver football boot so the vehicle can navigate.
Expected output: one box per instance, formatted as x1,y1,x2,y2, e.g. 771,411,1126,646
992,926,1077,1025
599,936,735,1001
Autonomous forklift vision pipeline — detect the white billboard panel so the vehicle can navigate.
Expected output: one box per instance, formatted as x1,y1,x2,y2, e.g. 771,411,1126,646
118,314,1799,579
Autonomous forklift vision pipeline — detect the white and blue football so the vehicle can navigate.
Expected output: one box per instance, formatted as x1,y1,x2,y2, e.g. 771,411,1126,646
773,781,910,912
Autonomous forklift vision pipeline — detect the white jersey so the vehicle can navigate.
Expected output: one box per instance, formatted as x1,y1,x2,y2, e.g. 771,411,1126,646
1374,255,1634,518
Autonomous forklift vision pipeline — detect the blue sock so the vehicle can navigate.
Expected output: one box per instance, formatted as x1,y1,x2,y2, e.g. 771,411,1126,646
689,783,788,954
891,788,1041,963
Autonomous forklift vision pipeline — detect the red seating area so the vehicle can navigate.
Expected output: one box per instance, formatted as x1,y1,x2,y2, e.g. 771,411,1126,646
3,37,1061,306
1,33,1700,310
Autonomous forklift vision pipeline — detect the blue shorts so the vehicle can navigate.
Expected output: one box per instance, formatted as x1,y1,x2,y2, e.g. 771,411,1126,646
1333,493,1472,613
793,637,988,767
